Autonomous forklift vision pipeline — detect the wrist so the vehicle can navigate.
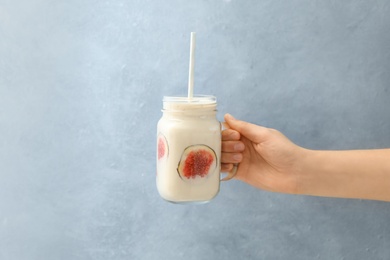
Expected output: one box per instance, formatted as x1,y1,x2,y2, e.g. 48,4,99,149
295,148,317,196
295,149,340,198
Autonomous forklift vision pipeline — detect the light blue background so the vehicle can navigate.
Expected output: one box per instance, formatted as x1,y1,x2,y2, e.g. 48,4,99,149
1,1,390,259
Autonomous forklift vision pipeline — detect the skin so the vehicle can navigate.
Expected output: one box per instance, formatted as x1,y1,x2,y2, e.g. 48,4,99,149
221,114,390,202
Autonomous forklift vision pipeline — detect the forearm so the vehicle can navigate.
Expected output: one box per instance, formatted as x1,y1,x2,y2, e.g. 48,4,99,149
298,149,390,201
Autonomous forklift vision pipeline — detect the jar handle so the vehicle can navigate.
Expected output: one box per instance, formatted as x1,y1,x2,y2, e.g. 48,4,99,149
220,121,239,181
221,164,238,181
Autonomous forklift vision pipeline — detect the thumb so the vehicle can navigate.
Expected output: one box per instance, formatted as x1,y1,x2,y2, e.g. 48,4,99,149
224,114,268,143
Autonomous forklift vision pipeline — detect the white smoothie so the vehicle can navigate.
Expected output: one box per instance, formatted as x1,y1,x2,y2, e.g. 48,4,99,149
156,96,221,203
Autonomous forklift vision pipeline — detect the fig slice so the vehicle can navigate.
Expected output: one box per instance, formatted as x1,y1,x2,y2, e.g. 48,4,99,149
177,145,217,180
157,133,169,161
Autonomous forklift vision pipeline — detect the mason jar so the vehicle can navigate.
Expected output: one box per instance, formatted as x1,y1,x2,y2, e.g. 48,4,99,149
156,95,221,204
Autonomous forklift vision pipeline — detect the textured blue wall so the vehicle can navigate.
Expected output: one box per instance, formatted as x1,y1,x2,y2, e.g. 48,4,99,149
1,1,390,259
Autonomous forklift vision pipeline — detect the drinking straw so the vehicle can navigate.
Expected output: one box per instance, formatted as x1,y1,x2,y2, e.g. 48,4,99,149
187,32,196,100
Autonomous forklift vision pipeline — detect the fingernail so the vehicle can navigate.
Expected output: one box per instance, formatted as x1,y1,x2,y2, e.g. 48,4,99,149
233,154,242,161
225,113,235,120
234,143,245,151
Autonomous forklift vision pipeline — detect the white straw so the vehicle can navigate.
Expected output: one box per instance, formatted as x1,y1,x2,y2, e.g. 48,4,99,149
187,32,196,100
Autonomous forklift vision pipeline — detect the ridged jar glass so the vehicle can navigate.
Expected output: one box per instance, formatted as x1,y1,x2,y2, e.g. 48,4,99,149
156,95,221,204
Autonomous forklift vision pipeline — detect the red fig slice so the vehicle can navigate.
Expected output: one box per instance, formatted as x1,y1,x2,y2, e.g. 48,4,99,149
157,133,169,161
177,145,217,180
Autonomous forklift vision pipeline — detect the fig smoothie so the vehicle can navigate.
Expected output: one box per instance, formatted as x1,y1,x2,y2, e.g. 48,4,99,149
156,96,221,203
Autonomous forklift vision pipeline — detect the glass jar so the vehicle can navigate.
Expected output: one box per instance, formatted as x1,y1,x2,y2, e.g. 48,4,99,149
156,95,221,204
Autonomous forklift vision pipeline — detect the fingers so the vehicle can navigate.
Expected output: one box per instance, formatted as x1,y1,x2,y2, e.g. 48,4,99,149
221,138,244,165
221,125,245,166
221,152,242,163
222,141,245,153
222,129,240,141
221,163,234,172
224,114,269,143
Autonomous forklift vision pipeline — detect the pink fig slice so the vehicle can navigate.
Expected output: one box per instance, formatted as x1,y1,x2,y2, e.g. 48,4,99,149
177,145,217,180
157,133,169,161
